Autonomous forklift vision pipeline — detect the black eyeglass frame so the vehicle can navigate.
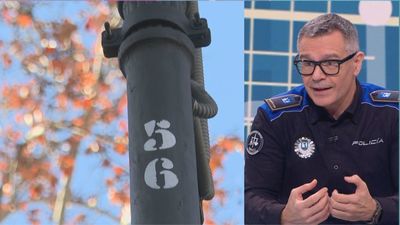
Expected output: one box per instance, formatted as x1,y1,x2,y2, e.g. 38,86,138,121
293,51,358,76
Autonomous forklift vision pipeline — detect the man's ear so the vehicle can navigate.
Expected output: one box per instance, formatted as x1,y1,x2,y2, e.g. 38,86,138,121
353,51,365,77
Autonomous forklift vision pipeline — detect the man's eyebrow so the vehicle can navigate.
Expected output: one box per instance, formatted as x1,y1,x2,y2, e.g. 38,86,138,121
298,53,341,60
297,54,314,61
298,54,310,59
321,53,341,59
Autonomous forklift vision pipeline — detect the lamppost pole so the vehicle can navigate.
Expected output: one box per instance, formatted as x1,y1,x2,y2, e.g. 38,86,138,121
101,2,216,224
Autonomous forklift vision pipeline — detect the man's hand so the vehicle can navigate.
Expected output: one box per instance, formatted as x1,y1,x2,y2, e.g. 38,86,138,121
281,179,330,225
330,175,376,222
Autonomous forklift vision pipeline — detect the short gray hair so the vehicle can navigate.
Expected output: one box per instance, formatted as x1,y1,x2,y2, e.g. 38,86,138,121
297,13,359,53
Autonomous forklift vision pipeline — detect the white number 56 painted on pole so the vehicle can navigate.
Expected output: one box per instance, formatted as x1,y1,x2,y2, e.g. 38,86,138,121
143,120,179,189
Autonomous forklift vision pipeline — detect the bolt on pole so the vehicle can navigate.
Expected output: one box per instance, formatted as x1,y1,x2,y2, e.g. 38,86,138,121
101,1,215,224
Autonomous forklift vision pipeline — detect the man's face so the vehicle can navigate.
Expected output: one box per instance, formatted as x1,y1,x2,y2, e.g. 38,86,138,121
298,30,364,117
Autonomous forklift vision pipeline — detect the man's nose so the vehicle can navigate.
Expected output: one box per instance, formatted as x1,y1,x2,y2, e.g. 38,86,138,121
311,65,326,81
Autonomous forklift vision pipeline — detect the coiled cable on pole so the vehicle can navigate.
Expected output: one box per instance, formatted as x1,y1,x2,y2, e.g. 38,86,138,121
187,1,217,205
191,80,218,119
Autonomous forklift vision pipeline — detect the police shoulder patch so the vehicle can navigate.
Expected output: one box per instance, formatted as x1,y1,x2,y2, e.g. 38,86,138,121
370,90,400,103
246,130,264,155
264,94,303,111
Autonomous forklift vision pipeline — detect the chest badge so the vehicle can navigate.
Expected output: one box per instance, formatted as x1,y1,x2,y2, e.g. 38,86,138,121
294,137,315,159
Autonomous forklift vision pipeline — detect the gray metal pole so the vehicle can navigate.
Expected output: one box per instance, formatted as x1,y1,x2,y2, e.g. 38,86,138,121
122,28,199,223
101,1,213,224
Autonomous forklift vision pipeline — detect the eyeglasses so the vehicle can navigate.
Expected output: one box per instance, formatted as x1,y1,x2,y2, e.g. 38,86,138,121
293,52,358,76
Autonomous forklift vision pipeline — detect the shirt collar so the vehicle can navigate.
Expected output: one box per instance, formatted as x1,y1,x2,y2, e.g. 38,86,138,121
307,79,361,125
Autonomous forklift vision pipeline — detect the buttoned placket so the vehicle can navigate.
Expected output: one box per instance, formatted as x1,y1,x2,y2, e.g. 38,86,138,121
305,82,362,194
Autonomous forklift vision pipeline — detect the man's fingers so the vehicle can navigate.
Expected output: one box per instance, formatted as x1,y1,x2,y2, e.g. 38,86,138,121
330,195,353,212
331,189,356,204
344,175,366,189
301,187,328,208
292,179,318,198
305,199,330,224
307,192,329,216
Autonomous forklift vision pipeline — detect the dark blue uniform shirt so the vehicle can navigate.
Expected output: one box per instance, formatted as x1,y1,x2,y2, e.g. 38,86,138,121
245,81,399,224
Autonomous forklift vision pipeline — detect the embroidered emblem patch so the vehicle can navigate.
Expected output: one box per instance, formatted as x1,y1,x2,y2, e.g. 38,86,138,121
294,137,315,159
370,90,400,103
265,94,302,111
246,131,264,155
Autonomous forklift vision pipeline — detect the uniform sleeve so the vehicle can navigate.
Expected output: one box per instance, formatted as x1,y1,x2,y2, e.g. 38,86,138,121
245,108,286,224
376,113,399,225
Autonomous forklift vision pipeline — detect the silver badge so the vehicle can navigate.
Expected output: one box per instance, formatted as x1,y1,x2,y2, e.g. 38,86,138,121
246,131,264,155
294,137,315,159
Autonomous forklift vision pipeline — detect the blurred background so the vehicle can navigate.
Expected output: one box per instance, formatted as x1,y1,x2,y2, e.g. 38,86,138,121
245,0,399,136
0,1,243,225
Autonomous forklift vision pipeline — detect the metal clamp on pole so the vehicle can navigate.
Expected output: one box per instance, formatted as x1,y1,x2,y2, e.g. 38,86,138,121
102,2,211,60
101,22,122,58
101,1,217,224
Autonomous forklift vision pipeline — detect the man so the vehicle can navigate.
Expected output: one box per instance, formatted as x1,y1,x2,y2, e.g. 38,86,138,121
245,13,398,225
